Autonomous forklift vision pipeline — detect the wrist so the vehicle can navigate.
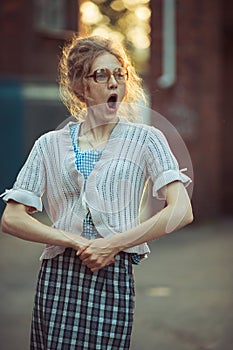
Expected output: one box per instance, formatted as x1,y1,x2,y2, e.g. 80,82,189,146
106,236,125,253
58,230,89,249
72,235,89,250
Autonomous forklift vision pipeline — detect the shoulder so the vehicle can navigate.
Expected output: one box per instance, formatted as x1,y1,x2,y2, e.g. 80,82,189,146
36,121,79,146
33,121,80,159
121,119,165,142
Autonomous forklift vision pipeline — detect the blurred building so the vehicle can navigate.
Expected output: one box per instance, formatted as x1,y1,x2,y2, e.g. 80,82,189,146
150,0,233,220
0,0,232,220
0,0,78,213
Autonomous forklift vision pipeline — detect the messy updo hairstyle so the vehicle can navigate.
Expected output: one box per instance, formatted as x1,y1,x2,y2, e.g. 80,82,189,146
58,34,146,120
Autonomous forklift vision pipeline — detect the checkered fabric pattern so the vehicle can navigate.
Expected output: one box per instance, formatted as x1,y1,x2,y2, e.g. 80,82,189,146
70,124,142,264
30,249,135,350
30,126,135,349
70,124,102,240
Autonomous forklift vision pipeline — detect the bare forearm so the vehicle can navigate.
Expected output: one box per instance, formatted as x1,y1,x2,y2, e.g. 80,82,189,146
78,200,193,272
108,202,193,251
107,181,194,251
79,183,193,272
1,204,89,250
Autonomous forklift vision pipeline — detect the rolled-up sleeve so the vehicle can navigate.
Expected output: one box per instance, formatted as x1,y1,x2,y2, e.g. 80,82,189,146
1,140,45,211
146,127,192,200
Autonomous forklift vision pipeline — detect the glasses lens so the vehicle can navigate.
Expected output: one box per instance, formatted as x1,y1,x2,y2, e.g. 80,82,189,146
114,68,126,82
114,68,127,82
95,69,109,83
90,67,128,83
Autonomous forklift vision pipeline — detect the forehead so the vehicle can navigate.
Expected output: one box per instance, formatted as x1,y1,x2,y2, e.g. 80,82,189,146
91,52,122,71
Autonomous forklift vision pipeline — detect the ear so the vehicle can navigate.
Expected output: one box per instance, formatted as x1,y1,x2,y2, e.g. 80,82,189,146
82,83,92,104
74,77,91,103
72,79,86,103
74,87,85,103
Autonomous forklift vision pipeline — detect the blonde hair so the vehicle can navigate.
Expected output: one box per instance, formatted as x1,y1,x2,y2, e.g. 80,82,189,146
58,34,147,121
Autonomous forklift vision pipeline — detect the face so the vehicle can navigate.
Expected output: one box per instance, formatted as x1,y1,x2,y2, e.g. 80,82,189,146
84,52,127,116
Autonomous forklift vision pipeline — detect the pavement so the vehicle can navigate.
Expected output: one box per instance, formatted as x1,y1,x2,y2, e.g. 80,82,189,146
0,216,233,350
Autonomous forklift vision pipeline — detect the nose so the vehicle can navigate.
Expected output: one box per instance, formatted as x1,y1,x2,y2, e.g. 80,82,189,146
108,74,118,89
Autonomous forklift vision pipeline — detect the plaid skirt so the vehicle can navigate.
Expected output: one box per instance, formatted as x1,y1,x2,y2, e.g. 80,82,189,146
30,248,135,350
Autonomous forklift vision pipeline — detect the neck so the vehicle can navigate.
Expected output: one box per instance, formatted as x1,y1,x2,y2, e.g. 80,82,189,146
81,110,119,142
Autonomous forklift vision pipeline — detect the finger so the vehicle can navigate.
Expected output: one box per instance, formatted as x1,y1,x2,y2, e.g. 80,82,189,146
82,256,99,268
76,245,89,257
79,250,92,260
90,258,116,272
81,255,102,269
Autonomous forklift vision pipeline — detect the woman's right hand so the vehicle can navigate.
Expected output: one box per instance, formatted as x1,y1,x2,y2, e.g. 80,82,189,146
77,238,120,272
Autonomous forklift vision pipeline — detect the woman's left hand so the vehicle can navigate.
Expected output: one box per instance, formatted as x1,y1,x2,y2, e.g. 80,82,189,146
77,238,120,272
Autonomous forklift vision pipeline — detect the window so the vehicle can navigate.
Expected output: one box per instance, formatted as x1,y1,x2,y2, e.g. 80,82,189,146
34,0,77,36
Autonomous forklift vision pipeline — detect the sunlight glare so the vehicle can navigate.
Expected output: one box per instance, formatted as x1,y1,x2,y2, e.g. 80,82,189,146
135,6,151,21
127,27,150,49
110,0,126,12
80,1,103,25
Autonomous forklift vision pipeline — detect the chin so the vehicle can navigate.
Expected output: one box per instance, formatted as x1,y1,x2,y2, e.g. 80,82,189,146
106,105,118,114
87,103,120,124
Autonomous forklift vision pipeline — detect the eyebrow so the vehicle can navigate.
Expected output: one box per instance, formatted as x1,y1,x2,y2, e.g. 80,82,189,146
91,66,123,72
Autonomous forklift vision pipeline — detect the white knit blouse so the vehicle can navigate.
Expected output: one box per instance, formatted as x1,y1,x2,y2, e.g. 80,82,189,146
2,118,191,259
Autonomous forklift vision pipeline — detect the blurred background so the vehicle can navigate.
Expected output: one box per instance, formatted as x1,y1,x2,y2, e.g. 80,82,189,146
0,0,233,220
0,1,233,349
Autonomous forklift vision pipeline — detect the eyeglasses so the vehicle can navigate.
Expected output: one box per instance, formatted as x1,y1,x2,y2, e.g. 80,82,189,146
87,67,128,84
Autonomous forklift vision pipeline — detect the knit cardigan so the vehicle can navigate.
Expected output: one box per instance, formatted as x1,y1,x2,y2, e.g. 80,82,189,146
2,118,191,259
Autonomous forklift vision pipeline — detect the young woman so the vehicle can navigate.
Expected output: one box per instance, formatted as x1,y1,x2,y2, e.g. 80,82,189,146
1,35,193,350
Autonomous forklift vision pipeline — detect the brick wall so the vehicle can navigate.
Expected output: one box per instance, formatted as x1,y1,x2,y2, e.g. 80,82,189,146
0,0,77,80
150,0,231,220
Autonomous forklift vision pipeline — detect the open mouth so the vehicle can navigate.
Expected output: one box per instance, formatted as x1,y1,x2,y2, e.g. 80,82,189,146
107,94,118,111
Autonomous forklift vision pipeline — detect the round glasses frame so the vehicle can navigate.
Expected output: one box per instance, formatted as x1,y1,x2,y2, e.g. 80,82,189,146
87,67,128,84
